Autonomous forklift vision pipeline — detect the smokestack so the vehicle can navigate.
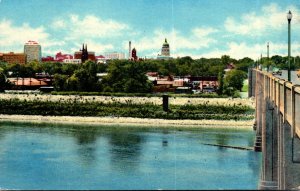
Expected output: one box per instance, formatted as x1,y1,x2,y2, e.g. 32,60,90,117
129,41,131,60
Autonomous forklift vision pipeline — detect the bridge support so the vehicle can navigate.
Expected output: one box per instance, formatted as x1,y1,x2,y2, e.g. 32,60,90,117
278,121,300,190
259,101,278,190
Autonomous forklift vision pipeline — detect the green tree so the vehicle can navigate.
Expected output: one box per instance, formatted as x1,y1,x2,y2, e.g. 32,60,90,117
0,68,12,92
53,74,68,91
0,68,6,92
102,60,153,93
217,72,224,95
224,69,247,91
66,75,79,91
236,57,254,72
221,55,231,66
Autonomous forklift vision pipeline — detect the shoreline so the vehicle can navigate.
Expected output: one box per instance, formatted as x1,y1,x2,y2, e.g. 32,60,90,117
0,114,254,129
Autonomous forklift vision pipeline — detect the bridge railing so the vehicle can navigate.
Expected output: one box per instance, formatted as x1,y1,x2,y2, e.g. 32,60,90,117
253,69,300,138
294,87,300,137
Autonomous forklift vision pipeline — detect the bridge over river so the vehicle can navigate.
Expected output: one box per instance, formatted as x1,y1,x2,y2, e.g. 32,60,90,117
249,68,300,190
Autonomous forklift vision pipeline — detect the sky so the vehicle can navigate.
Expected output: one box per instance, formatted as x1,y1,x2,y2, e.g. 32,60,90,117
0,0,300,60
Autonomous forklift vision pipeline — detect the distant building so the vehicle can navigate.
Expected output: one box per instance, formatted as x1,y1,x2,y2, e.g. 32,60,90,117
74,44,95,63
95,55,107,64
128,41,132,60
0,52,26,64
104,52,125,60
8,77,49,90
131,48,137,61
24,40,42,63
55,52,73,62
157,38,172,60
42,56,55,62
161,38,170,56
63,59,82,64
224,63,235,72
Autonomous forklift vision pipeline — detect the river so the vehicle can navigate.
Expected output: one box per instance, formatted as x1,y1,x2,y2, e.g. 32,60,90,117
0,122,261,190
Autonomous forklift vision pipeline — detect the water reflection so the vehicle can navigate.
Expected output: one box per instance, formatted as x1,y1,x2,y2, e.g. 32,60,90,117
162,129,169,147
108,130,145,172
72,127,100,166
162,138,168,147
215,132,230,150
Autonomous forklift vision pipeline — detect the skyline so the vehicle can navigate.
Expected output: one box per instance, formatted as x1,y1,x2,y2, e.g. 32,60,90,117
0,0,299,60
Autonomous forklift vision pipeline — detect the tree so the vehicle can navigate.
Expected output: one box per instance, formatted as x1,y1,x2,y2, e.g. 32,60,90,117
0,68,11,92
102,60,153,93
66,75,79,91
217,72,224,95
53,74,68,91
0,69,6,92
221,55,231,66
224,69,247,91
236,57,254,72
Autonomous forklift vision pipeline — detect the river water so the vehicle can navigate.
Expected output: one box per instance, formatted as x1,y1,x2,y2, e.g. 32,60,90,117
0,122,261,190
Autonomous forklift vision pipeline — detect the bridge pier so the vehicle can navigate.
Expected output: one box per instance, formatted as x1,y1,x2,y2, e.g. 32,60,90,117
278,121,300,190
259,100,278,190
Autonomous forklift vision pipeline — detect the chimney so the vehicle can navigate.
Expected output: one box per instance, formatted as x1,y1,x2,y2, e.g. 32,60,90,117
129,41,132,60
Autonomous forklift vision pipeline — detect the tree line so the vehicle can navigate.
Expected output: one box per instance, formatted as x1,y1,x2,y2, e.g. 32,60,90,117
1,54,296,94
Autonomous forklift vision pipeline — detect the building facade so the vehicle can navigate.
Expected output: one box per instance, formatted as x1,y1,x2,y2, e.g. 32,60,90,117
41,56,55,62
95,55,107,64
74,44,95,63
104,52,125,60
63,59,82,64
0,52,26,64
56,52,73,62
24,40,42,63
161,38,170,56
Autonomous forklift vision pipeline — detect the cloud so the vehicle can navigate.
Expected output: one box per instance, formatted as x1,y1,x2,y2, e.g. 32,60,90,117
224,3,300,36
127,27,218,58
52,14,129,41
192,41,300,60
0,19,49,51
52,19,65,28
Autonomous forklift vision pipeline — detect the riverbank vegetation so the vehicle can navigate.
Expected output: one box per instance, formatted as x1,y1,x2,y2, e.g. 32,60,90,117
0,98,254,120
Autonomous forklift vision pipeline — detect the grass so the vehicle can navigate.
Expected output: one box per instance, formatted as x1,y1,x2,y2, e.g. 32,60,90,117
0,98,254,120
241,80,249,92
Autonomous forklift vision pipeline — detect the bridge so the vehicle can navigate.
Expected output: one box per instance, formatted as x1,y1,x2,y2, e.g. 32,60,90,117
248,68,300,190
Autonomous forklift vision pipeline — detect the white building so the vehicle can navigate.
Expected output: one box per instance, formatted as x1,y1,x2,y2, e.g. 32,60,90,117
63,59,82,64
104,52,125,60
24,40,42,63
157,38,172,60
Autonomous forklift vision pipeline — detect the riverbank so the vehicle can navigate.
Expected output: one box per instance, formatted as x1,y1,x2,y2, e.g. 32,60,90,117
0,114,254,129
0,93,255,108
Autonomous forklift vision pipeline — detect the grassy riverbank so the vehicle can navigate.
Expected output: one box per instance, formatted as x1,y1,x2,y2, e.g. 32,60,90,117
0,95,254,120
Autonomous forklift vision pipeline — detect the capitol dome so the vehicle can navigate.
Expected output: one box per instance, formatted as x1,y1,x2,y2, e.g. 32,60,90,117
162,38,169,48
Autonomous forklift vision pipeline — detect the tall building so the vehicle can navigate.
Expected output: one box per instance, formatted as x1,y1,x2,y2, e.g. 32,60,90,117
161,38,170,56
129,41,132,60
157,38,172,60
24,40,42,63
0,52,26,64
104,52,125,60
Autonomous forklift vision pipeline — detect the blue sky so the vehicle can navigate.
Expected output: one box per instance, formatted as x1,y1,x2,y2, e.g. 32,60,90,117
0,0,299,59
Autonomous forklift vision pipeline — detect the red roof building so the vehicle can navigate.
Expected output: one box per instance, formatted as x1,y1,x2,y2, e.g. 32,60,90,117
55,52,73,62
42,56,55,62
8,78,48,87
